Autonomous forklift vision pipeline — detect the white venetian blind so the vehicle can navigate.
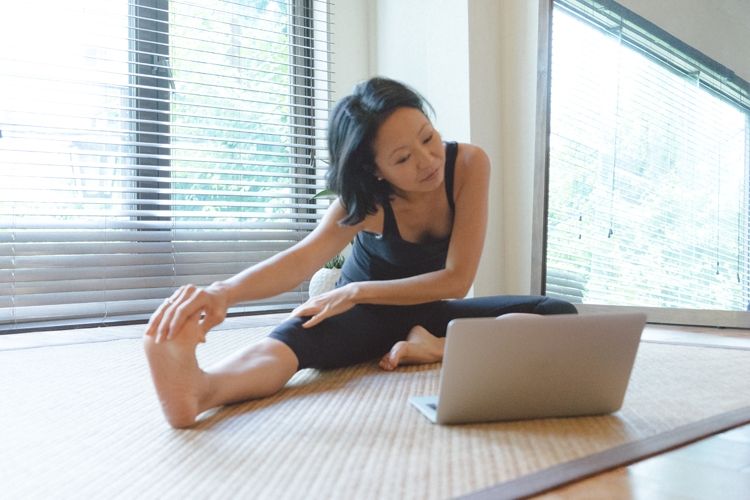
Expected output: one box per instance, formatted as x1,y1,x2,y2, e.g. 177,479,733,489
546,0,750,310
0,0,332,331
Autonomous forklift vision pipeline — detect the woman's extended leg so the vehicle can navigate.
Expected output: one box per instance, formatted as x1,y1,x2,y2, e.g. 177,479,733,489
143,312,298,428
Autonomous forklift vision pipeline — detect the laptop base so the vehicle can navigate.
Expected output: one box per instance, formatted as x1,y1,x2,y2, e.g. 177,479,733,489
409,395,439,423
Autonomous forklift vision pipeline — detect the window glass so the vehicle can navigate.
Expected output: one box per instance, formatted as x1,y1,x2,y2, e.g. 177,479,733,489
546,4,750,311
0,0,330,331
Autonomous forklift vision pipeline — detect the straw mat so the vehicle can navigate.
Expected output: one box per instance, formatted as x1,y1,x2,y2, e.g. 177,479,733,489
2,326,750,499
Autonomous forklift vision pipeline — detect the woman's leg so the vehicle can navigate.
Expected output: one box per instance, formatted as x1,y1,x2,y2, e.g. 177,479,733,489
381,296,577,370
145,303,421,427
143,312,298,428
269,304,416,370
425,295,579,329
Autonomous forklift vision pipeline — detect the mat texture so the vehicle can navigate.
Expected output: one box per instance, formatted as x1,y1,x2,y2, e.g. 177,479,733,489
2,326,750,499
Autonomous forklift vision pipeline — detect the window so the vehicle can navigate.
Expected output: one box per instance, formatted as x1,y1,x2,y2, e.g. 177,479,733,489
543,0,750,324
0,0,332,332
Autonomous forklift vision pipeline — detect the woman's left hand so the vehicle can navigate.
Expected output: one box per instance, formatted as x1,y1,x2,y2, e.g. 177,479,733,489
289,284,358,328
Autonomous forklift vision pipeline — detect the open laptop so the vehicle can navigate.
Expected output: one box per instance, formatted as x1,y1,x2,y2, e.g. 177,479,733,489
409,313,646,424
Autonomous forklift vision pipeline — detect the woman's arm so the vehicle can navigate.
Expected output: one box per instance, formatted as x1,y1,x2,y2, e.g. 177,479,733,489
291,144,490,327
147,200,361,341
216,200,360,305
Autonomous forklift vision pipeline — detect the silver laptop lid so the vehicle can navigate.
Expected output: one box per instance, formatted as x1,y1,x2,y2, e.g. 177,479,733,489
435,313,646,424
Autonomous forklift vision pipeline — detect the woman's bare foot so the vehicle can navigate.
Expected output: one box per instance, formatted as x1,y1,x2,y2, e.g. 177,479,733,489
379,325,445,371
143,312,210,428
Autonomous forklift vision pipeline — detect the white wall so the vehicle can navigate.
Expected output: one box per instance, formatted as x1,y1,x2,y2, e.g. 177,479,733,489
472,0,540,296
618,0,750,82
328,0,373,102
373,0,472,143
466,1,505,296
329,0,750,297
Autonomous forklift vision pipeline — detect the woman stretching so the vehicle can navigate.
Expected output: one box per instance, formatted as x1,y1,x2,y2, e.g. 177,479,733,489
144,77,576,428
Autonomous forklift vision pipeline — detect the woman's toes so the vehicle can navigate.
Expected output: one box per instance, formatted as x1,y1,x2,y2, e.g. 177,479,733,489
379,341,406,371
379,355,392,371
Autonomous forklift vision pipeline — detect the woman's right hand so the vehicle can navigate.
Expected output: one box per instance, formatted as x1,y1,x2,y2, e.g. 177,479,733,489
145,283,230,343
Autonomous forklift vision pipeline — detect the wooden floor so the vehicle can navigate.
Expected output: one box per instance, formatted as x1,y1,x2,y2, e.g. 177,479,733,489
533,423,750,499
534,323,750,500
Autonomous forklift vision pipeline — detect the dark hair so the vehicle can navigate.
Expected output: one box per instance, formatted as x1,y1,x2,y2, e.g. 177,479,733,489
326,77,433,226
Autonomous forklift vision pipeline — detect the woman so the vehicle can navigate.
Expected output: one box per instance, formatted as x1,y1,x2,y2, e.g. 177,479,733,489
144,77,576,428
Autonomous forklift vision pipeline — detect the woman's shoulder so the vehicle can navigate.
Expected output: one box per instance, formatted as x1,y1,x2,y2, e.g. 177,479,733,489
453,143,491,183
453,142,489,166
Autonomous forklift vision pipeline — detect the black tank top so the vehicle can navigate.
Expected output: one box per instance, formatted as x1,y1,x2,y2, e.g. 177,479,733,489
337,142,458,285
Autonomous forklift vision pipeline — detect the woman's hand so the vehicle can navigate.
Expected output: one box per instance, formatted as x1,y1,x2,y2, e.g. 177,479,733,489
289,284,358,328
145,283,230,343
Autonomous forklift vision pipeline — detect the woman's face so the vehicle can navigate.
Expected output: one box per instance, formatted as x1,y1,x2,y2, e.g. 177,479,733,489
372,107,445,196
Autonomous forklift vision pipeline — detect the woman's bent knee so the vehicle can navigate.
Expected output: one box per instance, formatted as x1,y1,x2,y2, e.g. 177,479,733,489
260,338,300,375
533,297,578,315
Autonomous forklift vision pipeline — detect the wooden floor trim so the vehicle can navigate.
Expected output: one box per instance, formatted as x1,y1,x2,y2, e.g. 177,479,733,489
462,404,750,500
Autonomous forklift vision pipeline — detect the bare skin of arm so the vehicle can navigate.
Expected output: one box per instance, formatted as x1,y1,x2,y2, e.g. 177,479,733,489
148,143,489,339
290,143,490,329
145,199,361,343
142,106,492,427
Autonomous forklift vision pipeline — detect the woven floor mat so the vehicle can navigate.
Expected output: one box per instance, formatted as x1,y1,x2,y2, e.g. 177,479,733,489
2,326,750,499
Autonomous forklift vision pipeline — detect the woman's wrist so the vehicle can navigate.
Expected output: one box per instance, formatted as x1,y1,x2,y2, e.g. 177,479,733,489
207,280,236,308
348,281,375,305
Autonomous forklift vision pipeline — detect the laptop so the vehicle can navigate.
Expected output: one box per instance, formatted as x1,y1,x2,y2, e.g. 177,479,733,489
409,312,646,424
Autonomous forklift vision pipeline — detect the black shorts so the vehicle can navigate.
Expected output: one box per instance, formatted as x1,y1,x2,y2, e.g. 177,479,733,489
268,295,577,370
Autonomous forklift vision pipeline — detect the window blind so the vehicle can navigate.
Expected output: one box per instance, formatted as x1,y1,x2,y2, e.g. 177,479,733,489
545,0,750,310
0,0,332,332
